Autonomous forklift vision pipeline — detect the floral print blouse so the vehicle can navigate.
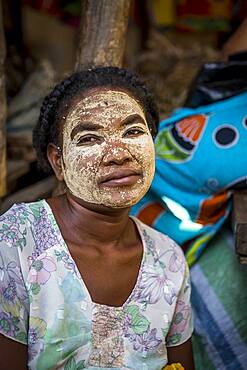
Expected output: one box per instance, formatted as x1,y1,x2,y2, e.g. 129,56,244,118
0,200,193,370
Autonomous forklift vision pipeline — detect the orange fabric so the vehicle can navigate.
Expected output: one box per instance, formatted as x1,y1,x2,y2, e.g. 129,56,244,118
196,191,229,225
137,202,165,226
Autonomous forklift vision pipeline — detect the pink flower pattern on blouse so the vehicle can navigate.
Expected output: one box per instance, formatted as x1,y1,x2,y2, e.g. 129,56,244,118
137,265,177,305
29,254,56,285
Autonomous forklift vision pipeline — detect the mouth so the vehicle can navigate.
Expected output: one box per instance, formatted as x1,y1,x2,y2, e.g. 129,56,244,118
99,169,142,187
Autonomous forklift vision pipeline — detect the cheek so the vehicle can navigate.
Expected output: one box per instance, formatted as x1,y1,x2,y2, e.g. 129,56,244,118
63,144,103,176
127,137,155,168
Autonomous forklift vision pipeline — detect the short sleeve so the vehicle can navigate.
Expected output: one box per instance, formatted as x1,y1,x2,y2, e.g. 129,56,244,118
166,262,193,347
0,207,29,344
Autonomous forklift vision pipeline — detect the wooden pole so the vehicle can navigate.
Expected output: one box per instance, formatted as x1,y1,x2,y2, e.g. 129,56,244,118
0,0,7,197
75,0,131,70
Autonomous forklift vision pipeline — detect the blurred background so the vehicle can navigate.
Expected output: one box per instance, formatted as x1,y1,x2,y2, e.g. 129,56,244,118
1,0,247,212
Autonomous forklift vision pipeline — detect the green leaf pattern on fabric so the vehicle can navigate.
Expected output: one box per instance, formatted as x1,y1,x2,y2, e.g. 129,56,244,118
124,305,149,335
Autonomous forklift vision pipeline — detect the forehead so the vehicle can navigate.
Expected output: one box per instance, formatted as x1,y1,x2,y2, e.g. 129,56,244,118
65,88,145,126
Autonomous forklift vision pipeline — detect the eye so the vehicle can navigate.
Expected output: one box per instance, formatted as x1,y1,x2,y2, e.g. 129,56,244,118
124,127,145,138
76,135,102,146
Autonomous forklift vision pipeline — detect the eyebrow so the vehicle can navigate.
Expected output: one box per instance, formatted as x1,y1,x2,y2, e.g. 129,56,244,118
120,114,147,128
70,114,147,139
71,122,104,139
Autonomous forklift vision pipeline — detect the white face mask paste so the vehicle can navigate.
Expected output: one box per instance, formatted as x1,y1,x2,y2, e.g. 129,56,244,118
62,90,155,208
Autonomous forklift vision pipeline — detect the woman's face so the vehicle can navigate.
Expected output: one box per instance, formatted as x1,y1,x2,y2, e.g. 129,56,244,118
61,88,155,208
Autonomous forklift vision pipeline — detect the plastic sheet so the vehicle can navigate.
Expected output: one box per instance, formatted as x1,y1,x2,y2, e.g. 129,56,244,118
185,51,247,107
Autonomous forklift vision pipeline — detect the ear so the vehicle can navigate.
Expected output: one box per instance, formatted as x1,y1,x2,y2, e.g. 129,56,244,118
47,143,64,182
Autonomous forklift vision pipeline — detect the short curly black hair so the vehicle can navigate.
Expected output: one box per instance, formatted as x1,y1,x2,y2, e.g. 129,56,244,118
33,66,159,173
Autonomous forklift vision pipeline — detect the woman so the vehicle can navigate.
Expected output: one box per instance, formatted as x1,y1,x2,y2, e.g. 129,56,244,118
0,67,194,370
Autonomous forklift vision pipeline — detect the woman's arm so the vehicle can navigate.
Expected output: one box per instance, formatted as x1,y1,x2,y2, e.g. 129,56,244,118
167,338,195,370
0,334,28,370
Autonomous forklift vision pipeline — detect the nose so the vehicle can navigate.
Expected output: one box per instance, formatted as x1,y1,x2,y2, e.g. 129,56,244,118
102,141,132,166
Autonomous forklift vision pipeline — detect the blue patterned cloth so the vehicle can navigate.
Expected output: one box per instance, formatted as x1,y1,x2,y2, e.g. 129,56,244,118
131,91,247,265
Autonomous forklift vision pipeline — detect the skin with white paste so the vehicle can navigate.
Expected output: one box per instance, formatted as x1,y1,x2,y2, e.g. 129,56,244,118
61,89,155,208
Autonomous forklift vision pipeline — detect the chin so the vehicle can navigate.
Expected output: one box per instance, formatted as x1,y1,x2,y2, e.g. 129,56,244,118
102,191,148,209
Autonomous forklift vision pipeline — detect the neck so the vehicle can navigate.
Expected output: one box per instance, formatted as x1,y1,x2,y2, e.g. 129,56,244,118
48,193,134,248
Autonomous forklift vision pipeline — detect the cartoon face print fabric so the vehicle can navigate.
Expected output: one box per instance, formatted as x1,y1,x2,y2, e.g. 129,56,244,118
131,91,247,265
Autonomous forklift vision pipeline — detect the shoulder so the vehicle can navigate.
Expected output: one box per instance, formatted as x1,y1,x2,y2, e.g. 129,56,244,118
133,216,186,262
0,200,60,264
0,201,44,248
131,218,190,314
0,202,40,276
0,200,47,225
0,203,32,249
133,216,188,288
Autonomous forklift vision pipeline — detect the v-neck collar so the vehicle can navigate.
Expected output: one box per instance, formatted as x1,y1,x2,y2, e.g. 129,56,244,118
42,199,147,309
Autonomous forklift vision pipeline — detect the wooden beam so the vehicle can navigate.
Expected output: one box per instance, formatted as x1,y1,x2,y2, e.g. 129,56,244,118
0,176,57,214
0,0,7,197
75,0,131,70
233,190,247,264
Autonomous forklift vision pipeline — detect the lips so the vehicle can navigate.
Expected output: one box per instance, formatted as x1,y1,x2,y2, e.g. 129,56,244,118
99,169,142,187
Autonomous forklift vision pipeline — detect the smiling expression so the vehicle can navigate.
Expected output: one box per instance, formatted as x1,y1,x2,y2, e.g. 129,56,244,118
61,89,155,208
